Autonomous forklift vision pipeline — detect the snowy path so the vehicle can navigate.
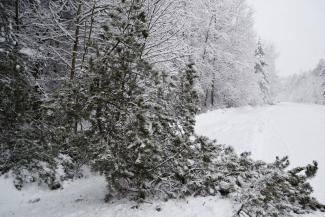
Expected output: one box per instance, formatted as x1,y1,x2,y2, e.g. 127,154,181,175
196,102,325,203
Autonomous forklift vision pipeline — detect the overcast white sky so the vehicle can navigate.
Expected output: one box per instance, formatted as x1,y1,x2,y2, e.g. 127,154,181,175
247,0,325,77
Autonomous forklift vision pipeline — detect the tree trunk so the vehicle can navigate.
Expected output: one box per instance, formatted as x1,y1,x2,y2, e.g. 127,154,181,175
204,89,209,107
15,0,19,30
81,1,96,71
70,1,83,80
202,15,214,59
211,79,215,106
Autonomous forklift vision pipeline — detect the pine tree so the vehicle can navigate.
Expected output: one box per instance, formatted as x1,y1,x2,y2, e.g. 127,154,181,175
77,0,167,199
62,0,217,200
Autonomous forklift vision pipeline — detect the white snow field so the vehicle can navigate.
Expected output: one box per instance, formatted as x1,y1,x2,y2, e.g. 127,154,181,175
196,102,325,203
1,102,324,217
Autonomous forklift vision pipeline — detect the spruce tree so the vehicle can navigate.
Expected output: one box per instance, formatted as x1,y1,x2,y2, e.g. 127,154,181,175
255,40,272,104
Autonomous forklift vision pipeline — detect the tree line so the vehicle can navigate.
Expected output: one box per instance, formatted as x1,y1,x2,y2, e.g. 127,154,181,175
279,59,325,104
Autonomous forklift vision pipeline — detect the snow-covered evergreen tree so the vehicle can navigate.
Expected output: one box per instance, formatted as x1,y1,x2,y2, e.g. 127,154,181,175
83,1,213,200
254,40,273,104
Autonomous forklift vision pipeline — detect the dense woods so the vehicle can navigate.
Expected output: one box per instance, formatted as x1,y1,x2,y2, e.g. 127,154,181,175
0,0,324,216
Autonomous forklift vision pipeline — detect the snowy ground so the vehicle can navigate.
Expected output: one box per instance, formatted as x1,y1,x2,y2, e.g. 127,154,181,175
196,102,325,203
1,102,324,217
0,175,322,217
0,175,234,217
